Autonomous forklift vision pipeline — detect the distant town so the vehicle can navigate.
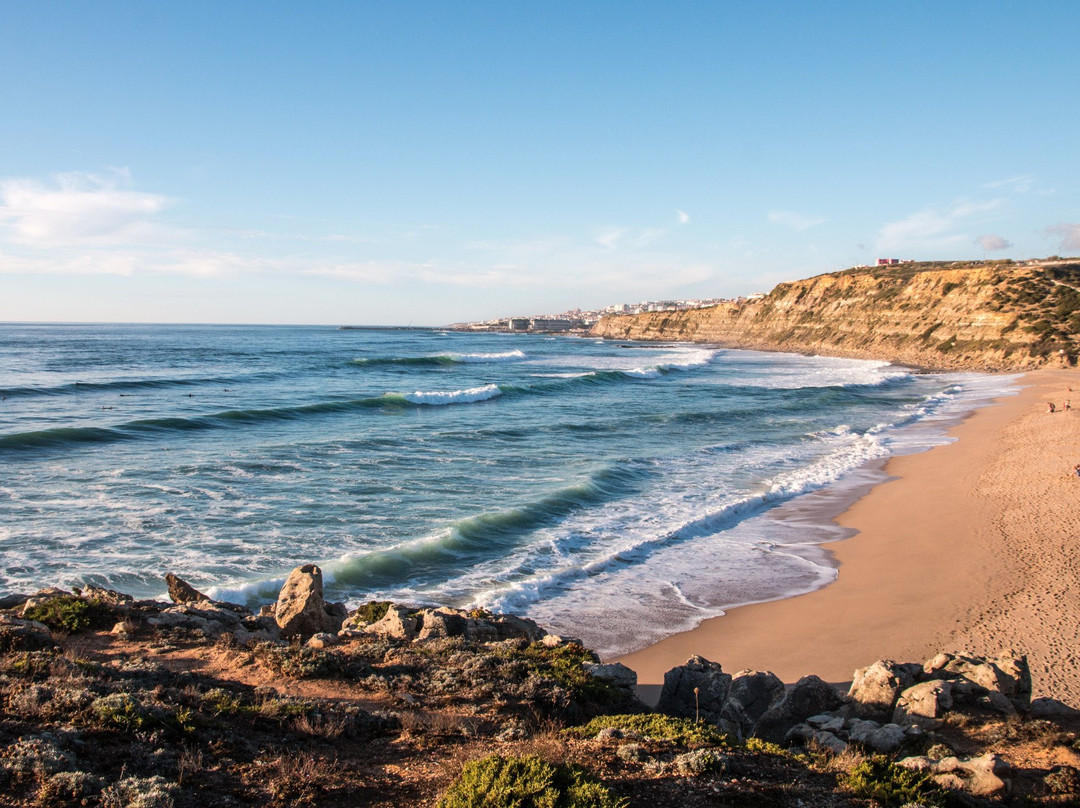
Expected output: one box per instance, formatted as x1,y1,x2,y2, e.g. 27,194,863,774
450,294,767,334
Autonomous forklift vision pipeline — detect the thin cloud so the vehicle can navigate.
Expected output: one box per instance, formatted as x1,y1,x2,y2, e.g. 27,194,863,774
676,209,690,224
0,169,174,247
1045,222,1080,252
768,210,825,231
876,199,1003,253
594,227,626,249
981,175,1035,193
975,234,1012,252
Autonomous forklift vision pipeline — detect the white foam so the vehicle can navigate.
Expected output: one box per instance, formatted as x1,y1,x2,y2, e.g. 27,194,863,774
402,384,502,405
452,350,526,363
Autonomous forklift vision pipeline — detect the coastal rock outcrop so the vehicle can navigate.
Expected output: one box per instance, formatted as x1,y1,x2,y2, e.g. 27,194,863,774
753,674,844,744
656,655,732,724
720,669,785,739
273,564,346,639
847,659,920,721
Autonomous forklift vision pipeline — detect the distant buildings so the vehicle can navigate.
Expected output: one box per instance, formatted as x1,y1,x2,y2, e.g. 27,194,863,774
452,295,765,333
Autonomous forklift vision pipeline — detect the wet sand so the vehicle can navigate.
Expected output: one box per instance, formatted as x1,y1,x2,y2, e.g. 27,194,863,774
617,368,1080,704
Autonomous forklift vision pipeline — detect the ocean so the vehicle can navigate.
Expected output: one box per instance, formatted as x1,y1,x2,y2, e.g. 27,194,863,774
0,323,1015,656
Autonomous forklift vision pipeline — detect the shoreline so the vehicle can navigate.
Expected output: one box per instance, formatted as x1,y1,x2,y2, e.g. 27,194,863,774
616,367,1080,704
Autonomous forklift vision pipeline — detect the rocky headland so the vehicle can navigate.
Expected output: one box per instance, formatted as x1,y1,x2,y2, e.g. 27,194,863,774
3,566,1080,807
590,259,1080,371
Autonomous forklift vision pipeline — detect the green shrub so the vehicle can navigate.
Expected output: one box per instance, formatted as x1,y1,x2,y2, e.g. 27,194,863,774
23,596,111,633
352,600,392,624
91,692,149,732
496,643,623,706
840,757,944,807
437,755,625,808
742,737,788,756
568,714,729,748
252,643,347,679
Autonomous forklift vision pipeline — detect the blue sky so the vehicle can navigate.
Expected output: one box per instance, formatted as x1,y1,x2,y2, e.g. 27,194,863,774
2,2,1078,325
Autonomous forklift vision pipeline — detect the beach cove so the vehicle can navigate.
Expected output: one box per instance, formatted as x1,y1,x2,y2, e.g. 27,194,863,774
619,367,1080,706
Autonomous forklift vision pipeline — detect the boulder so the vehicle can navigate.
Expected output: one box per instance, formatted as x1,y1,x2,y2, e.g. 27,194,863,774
486,613,547,642
165,573,208,604
866,723,906,754
812,730,848,755
367,604,419,641
306,632,338,649
1029,697,1080,718
656,655,732,724
583,662,637,689
893,680,952,728
417,606,469,640
923,652,1031,711
274,564,327,638
847,659,920,720
720,670,785,739
753,675,843,744
0,614,56,652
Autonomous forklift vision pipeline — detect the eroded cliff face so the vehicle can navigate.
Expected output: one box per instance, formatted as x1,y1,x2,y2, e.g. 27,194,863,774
591,262,1080,371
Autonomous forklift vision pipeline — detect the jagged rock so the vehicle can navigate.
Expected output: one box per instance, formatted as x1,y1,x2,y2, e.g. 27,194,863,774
656,655,732,724
848,659,920,720
367,604,419,641
720,669,785,739
753,675,843,744
1030,697,1080,718
893,680,952,728
417,606,469,640
165,573,209,605
583,662,637,689
923,652,1031,711
486,613,547,642
274,564,327,638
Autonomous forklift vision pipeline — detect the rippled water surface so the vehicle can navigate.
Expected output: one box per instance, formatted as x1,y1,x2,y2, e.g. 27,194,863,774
0,324,1013,655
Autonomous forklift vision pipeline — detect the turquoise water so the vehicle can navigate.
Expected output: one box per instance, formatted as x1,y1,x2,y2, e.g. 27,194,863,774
0,324,1013,655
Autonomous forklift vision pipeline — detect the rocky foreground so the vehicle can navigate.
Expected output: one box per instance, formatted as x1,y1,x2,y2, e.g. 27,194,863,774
2,565,1080,807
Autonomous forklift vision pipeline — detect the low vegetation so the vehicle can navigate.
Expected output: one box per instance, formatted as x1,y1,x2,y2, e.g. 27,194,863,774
3,589,1080,807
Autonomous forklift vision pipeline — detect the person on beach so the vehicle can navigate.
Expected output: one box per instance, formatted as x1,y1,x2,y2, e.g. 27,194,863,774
1074,463,1080,478
1048,402,1056,413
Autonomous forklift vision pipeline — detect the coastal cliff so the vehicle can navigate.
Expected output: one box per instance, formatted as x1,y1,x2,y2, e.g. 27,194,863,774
591,259,1080,371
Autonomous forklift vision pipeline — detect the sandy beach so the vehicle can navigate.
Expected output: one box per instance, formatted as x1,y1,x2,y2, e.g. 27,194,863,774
618,367,1080,705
